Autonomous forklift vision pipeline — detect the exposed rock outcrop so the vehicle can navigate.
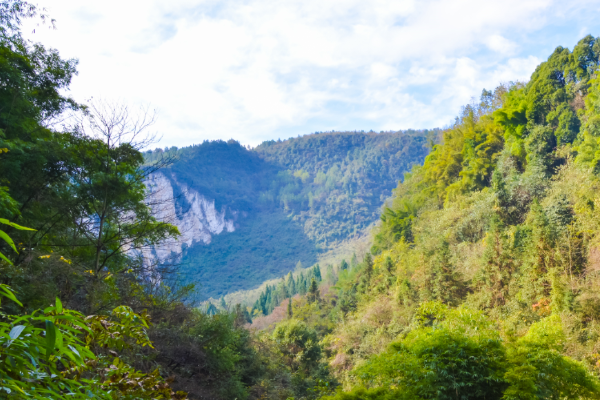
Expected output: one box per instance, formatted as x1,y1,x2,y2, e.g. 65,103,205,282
142,172,236,264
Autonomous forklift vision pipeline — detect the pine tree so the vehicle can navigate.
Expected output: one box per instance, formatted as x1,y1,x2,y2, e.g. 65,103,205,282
313,265,322,281
264,287,273,315
340,259,349,271
206,302,218,316
281,284,289,299
220,296,227,310
234,304,252,326
307,278,319,303
286,272,296,296
396,278,415,306
298,273,307,295
287,298,293,318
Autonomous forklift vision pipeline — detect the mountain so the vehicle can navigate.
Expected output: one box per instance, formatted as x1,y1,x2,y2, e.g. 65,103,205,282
6,8,600,399
143,130,434,299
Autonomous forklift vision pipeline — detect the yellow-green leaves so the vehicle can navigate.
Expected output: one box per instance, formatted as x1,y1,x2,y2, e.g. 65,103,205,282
0,218,35,265
0,284,22,307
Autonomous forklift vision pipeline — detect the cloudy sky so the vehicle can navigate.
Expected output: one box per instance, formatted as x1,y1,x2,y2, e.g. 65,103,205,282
24,0,600,148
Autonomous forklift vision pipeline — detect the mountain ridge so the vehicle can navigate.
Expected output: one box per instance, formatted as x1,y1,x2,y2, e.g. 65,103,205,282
144,130,435,299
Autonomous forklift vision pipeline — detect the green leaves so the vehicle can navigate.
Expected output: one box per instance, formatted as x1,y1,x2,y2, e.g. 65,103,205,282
0,284,22,306
44,320,56,359
0,218,34,265
0,284,188,399
0,218,35,231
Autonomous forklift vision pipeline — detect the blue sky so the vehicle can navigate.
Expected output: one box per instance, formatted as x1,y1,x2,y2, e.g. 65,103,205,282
25,0,600,148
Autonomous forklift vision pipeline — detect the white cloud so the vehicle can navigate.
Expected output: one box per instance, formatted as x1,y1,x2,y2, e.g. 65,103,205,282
22,0,598,147
486,35,518,55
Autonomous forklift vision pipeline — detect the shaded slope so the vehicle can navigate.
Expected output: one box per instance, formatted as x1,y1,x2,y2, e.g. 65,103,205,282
145,130,432,299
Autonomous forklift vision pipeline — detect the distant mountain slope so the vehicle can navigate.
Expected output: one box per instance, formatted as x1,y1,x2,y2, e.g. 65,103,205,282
144,130,434,299
254,130,433,246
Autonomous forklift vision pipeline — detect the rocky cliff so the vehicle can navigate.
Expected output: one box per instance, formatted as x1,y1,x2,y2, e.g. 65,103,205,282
142,172,237,263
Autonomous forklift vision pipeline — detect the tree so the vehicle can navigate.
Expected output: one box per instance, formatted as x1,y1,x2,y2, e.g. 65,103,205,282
286,272,297,296
0,217,33,264
364,253,374,280
307,278,319,303
272,319,321,373
340,259,349,271
47,101,179,312
383,256,394,274
287,298,293,318
0,283,187,399
205,302,218,316
313,264,322,281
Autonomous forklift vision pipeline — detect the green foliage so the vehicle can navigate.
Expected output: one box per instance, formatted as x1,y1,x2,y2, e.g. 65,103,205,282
0,286,100,399
273,319,321,373
502,315,600,400
315,35,600,400
181,209,317,300
251,265,322,317
0,284,186,399
0,217,33,264
354,304,507,400
146,130,431,299
330,306,600,400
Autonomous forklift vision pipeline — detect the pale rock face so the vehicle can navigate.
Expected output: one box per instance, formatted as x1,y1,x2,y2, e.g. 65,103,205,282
141,172,237,264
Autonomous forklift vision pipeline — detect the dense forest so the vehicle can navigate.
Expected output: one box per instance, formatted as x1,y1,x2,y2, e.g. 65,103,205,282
143,129,432,299
4,1,600,399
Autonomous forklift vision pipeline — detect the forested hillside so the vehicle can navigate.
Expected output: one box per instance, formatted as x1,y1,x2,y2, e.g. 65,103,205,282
253,34,600,399
143,130,432,299
5,1,600,399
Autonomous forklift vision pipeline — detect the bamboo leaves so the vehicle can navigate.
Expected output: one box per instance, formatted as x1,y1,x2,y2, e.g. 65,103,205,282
0,218,34,265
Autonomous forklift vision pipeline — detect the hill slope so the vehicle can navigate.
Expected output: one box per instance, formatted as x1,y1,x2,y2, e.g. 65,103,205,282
249,34,600,400
144,130,433,299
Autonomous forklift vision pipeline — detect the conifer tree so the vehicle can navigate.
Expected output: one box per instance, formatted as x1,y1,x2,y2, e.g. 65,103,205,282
220,296,227,310
307,278,320,303
281,284,289,299
234,304,252,326
287,298,293,318
340,259,349,271
396,278,414,306
313,265,322,281
286,272,296,295
298,273,308,295
206,302,218,316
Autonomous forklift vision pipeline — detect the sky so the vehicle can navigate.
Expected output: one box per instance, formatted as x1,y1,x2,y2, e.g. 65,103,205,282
23,0,600,148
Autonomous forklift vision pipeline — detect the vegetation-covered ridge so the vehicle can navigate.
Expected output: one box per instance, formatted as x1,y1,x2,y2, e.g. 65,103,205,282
143,129,432,299
5,1,600,398
265,34,600,399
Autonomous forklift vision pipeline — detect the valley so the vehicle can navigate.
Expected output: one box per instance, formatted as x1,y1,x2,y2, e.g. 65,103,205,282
143,130,432,299
4,3,600,399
